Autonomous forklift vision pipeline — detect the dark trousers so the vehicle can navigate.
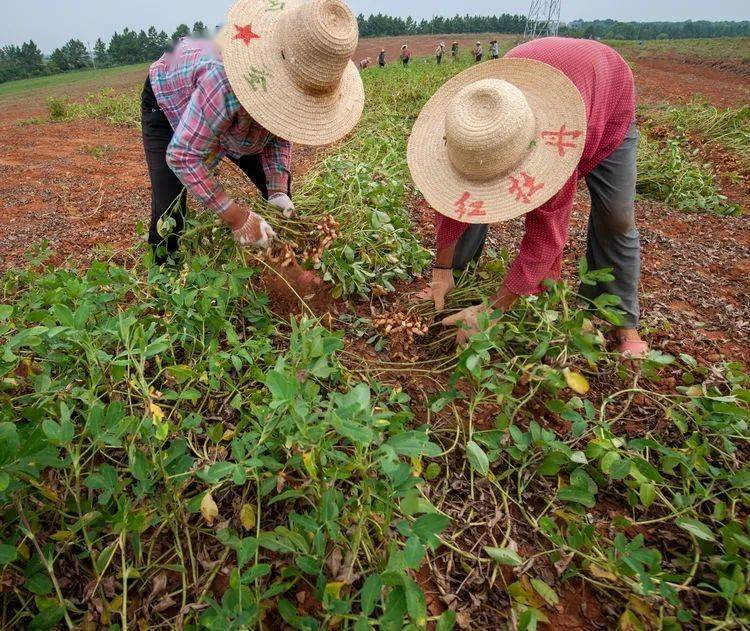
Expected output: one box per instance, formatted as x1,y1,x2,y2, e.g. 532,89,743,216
452,123,641,328
140,78,287,258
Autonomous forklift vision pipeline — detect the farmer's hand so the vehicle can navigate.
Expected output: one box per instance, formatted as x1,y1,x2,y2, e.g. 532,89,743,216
441,289,518,345
268,192,295,218
231,209,276,249
441,304,489,345
417,268,455,310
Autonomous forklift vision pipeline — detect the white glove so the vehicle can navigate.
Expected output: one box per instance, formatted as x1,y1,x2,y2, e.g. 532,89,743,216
232,211,277,250
268,192,295,218
417,268,455,311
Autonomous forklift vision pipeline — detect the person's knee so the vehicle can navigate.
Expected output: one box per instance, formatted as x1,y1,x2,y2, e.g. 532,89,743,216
597,202,635,235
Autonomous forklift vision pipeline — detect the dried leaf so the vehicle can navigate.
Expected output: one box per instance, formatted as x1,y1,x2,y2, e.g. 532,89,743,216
148,402,164,422
147,572,167,602
240,503,256,531
564,369,590,394
200,492,219,526
588,563,618,582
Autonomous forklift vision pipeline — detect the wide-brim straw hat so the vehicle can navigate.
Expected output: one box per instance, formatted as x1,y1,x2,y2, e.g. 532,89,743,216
218,0,364,146
407,59,586,224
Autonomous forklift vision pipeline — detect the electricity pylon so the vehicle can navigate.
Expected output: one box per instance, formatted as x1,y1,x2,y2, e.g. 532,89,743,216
523,0,561,39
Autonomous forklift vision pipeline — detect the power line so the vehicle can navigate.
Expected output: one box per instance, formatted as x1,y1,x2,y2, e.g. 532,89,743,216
524,0,561,39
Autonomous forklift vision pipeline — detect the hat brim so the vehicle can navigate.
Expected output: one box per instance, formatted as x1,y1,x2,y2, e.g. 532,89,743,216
220,0,365,146
407,59,587,225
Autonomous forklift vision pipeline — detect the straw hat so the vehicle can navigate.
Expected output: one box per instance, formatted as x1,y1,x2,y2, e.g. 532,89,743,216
407,59,586,224
219,0,364,146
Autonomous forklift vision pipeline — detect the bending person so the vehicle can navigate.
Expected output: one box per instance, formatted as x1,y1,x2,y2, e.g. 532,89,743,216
408,38,647,358
141,0,364,262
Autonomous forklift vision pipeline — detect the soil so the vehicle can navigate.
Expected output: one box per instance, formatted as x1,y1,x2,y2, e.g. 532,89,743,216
626,55,750,108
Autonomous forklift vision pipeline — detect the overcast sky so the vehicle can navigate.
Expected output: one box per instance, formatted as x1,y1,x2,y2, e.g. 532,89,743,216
2,0,748,51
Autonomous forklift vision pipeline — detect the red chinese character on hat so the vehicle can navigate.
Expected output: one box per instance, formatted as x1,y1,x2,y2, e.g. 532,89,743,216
508,172,544,203
233,24,261,45
540,124,583,157
453,192,487,219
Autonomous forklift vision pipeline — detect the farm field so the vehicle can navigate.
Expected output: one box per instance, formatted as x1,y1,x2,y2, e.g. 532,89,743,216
0,35,749,630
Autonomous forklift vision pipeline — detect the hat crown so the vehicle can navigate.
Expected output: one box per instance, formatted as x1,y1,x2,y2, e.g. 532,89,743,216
280,0,358,95
445,78,535,182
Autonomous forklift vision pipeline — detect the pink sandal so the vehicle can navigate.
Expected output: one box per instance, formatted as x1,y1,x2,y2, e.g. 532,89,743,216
617,339,650,360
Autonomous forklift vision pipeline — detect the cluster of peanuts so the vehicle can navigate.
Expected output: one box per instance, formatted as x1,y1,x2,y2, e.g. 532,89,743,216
303,215,340,264
265,241,299,268
372,310,430,361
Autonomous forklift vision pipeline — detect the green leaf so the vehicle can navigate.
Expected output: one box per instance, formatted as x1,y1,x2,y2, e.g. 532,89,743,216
639,482,656,508
531,578,559,606
265,370,297,403
0,543,17,564
609,458,632,480
403,536,425,569
412,513,449,543
676,518,716,542
632,457,663,483
360,574,382,616
466,441,489,476
436,610,457,631
557,487,596,508
402,575,427,626
484,546,523,566
26,572,53,595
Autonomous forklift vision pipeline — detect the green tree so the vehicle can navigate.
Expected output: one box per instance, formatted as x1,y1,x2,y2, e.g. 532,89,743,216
93,38,109,67
172,24,191,42
192,21,208,37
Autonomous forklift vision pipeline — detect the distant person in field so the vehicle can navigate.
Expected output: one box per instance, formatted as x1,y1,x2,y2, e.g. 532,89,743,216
408,38,649,358
140,0,364,262
490,39,500,59
359,57,372,70
401,44,411,66
473,41,483,62
378,48,386,67
451,41,459,61
436,42,445,65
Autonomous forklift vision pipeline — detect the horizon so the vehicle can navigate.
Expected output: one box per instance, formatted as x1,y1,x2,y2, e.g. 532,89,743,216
1,0,749,52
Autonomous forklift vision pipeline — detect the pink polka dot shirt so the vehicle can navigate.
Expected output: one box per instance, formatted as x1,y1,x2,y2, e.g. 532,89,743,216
435,37,636,295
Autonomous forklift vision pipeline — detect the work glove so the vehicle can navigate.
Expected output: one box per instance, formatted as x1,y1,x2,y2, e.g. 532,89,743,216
441,304,489,345
417,268,455,311
268,192,295,218
232,211,277,250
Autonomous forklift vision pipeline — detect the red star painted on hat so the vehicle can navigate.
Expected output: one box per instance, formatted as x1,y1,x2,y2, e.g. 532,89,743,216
233,24,260,45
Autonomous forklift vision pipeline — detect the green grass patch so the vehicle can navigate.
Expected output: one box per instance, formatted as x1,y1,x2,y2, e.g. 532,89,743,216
657,101,750,167
637,134,741,215
0,63,148,99
47,89,140,128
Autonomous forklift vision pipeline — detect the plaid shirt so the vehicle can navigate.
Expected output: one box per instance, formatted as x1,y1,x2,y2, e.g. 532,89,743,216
149,38,291,214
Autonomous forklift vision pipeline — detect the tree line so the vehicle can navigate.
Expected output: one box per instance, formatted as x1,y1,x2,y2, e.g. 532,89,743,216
356,14,749,40
565,19,750,40
1,15,748,85
0,21,209,84
356,13,528,37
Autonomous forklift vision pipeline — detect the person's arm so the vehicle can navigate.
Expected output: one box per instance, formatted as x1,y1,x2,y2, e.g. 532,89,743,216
165,66,238,220
435,212,469,267
261,136,292,195
501,171,578,298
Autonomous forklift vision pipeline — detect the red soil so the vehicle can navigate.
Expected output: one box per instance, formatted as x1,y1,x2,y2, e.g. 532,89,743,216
628,55,750,108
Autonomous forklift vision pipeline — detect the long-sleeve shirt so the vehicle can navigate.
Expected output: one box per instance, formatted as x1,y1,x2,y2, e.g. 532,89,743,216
149,38,291,215
436,37,635,295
